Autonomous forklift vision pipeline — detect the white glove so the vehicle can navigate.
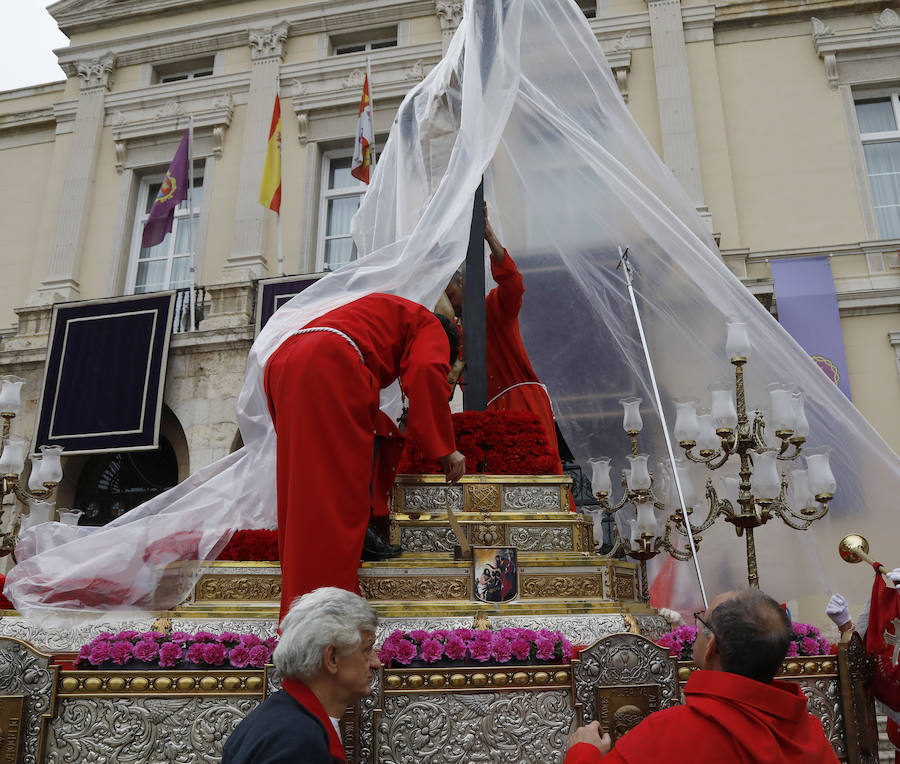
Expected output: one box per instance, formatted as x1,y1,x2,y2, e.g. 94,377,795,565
887,568,900,587
826,593,851,627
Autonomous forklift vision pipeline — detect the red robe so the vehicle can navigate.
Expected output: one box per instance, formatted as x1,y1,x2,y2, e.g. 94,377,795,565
264,294,455,621
564,670,840,764
486,253,559,466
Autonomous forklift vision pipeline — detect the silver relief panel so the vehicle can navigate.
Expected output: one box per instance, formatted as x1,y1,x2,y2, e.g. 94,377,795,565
0,638,55,764
507,526,572,551
402,486,463,514
398,527,459,553
503,486,561,512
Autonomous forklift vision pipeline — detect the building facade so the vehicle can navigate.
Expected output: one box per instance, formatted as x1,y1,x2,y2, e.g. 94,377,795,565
1,0,899,549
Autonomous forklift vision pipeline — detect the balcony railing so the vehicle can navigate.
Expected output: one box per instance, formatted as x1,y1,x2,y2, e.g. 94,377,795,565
173,287,206,333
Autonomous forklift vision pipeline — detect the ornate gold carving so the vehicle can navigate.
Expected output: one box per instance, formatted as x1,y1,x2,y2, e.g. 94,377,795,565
611,569,637,601
358,576,470,601
195,575,282,602
56,670,268,696
470,523,504,546
465,484,501,513
472,612,492,630
381,664,571,693
520,575,604,599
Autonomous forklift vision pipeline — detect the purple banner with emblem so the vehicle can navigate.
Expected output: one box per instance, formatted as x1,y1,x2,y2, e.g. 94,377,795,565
770,256,851,399
141,130,190,248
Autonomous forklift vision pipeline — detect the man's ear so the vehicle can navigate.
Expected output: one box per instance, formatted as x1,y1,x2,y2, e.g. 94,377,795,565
703,633,720,667
322,644,339,676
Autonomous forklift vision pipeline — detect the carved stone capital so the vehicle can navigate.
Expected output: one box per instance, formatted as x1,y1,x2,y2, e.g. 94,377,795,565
249,21,289,61
76,53,116,92
435,1,464,31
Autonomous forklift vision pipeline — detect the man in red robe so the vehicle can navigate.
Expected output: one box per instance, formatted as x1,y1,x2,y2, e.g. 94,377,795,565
565,589,840,763
264,294,465,622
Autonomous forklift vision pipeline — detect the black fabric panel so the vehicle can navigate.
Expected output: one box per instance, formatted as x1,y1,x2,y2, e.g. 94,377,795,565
256,275,323,333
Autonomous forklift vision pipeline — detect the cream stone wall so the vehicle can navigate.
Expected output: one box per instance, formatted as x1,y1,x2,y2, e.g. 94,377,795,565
623,47,662,158
716,34,868,251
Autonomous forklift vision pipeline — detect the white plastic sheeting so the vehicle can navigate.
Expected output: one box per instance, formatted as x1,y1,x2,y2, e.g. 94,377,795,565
6,0,896,621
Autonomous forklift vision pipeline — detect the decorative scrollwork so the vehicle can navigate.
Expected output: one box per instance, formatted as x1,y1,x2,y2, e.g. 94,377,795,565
399,526,459,552
0,618,157,652
503,486,562,512
0,638,56,764
520,575,604,599
359,576,470,601
377,690,572,762
797,677,845,758
470,523,504,546
194,575,281,602
248,22,289,60
403,486,463,514
467,484,501,513
508,526,572,551
611,569,637,601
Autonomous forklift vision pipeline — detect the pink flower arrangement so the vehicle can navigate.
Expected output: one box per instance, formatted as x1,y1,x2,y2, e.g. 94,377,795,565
75,630,277,669
657,621,833,662
378,628,574,667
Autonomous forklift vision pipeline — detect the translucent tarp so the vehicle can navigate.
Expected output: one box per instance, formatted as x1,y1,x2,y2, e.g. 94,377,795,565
6,0,895,623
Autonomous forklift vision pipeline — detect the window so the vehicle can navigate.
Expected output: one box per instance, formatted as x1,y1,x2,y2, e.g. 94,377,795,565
317,154,366,271
153,57,215,84
332,27,398,55
855,95,900,239
127,167,203,294
576,0,597,18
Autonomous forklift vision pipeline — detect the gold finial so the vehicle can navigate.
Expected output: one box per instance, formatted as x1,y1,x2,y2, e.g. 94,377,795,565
622,608,640,635
151,616,173,634
472,611,491,630
839,534,869,564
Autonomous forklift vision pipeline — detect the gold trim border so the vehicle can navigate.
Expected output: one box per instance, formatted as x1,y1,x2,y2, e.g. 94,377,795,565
677,654,838,683
57,669,268,697
381,664,572,694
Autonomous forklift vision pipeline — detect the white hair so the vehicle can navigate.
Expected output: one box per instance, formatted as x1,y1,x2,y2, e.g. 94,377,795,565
273,587,378,681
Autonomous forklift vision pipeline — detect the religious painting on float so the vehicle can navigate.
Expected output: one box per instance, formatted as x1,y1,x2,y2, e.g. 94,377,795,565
595,684,660,745
472,546,518,603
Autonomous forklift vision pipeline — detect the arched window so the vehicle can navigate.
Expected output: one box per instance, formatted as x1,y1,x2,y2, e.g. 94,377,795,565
74,438,179,526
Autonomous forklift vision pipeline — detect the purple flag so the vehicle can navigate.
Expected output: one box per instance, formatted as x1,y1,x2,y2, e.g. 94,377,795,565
141,130,190,248
770,256,852,399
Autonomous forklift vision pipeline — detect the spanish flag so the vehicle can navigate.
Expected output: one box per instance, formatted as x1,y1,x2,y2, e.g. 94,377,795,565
259,95,282,213
351,75,374,184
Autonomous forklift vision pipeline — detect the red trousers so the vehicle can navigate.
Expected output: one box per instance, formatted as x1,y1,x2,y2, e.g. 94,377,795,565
265,332,379,622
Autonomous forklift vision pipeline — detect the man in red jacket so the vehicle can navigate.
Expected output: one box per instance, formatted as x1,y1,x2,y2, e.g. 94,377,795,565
565,589,840,763
264,294,465,622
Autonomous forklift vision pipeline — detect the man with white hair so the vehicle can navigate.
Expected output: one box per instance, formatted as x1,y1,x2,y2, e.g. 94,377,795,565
223,587,381,763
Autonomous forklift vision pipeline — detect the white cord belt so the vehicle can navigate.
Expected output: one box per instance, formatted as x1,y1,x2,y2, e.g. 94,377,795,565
294,327,364,364
487,381,550,408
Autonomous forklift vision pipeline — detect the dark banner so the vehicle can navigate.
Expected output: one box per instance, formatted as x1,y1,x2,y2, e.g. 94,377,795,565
34,293,175,455
255,273,326,334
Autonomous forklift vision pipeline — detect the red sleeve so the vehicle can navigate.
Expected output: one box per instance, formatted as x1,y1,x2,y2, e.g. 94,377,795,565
489,250,523,318
563,743,627,764
400,310,456,460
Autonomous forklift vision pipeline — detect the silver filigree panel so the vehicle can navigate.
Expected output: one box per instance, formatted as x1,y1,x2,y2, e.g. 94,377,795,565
0,617,156,652
403,486,463,513
797,677,846,759
0,638,55,764
359,670,381,764
44,697,259,763
632,615,670,641
508,526,572,551
377,690,572,763
398,527,459,553
169,618,278,639
573,634,678,723
503,486,561,512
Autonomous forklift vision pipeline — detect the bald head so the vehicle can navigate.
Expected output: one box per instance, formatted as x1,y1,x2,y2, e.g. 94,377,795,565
704,589,793,683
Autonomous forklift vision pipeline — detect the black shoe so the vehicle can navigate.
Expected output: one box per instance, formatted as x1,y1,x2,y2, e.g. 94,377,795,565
362,526,404,561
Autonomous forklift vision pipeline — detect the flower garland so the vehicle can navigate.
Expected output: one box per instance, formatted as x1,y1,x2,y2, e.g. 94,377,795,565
75,630,277,669
657,621,832,661
379,627,575,666
217,529,279,561
398,410,559,475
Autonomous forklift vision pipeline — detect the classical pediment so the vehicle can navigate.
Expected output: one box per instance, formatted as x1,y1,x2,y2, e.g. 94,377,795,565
48,0,246,35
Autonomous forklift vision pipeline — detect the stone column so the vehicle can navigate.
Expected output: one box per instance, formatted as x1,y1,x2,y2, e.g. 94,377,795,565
38,53,116,301
436,1,464,55
645,0,710,227
226,22,288,278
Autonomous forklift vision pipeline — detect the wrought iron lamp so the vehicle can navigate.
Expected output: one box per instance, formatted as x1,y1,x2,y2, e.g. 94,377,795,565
0,375,65,555
591,320,835,590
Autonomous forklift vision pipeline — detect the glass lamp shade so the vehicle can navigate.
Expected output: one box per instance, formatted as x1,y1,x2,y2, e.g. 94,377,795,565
628,518,640,548
619,397,643,434
673,459,697,508
696,410,720,452
635,503,657,538
722,475,740,510
726,320,751,360
768,384,795,432
588,457,612,494
0,375,25,416
750,449,781,500
28,456,44,492
57,509,83,526
26,499,54,527
39,445,64,485
0,435,27,475
791,390,810,439
709,384,738,429
789,468,814,509
805,447,836,497
673,398,700,442
626,454,651,491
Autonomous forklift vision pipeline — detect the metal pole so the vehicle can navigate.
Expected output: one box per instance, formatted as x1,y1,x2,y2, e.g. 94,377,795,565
187,116,196,331
618,247,709,609
463,181,488,411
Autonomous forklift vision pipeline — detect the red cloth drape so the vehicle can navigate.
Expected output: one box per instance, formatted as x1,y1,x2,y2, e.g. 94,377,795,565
265,294,455,621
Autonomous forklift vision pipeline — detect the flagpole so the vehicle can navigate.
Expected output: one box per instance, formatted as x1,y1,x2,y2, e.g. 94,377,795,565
366,56,376,172
275,74,284,276
187,115,196,331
